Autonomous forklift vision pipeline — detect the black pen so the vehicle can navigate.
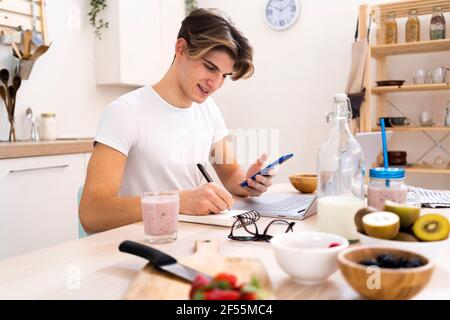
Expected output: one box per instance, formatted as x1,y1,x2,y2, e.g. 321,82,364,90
196,163,213,183
196,163,231,212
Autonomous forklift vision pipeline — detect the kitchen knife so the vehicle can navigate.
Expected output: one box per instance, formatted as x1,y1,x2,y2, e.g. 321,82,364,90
118,240,212,283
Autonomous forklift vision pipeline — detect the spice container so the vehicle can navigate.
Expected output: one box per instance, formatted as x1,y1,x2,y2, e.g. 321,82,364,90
430,7,446,40
406,9,420,42
39,113,57,140
384,12,398,44
367,168,408,210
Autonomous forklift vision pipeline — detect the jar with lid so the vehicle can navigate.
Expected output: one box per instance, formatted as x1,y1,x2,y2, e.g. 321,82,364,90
39,113,57,140
367,168,409,210
430,6,446,40
384,12,398,44
317,93,366,241
406,9,420,42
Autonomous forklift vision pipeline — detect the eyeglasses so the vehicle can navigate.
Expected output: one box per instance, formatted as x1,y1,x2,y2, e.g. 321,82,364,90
228,210,296,242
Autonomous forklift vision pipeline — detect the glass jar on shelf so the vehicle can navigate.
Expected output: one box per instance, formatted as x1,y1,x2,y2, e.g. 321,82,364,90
430,6,446,40
384,12,398,44
406,9,420,42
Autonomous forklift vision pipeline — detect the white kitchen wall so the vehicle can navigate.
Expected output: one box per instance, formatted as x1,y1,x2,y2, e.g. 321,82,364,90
0,0,448,189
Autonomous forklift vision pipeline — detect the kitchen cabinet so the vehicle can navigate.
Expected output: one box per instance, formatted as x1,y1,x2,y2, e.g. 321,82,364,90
0,153,88,259
95,0,185,87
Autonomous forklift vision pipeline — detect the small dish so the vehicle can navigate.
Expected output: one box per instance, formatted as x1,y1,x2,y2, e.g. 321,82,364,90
376,80,405,86
289,174,317,193
338,246,434,300
271,231,349,285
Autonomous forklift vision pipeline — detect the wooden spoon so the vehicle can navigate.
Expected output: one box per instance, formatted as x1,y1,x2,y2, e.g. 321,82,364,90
22,30,32,59
0,85,9,113
0,69,10,112
12,42,22,59
30,43,51,61
11,76,21,116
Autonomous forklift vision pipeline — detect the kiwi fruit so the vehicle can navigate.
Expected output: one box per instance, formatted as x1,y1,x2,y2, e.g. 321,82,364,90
383,200,420,230
362,211,400,240
393,232,419,242
354,207,377,233
412,214,450,242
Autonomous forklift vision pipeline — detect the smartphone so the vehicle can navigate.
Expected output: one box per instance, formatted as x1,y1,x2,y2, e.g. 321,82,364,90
240,153,293,187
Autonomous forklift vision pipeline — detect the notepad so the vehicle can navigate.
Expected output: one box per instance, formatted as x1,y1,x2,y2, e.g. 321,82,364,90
179,209,250,227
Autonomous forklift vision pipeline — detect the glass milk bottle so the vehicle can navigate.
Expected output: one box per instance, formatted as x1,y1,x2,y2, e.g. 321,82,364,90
317,94,365,240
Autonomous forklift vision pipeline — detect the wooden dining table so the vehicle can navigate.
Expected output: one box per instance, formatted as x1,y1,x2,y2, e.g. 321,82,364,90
0,183,449,300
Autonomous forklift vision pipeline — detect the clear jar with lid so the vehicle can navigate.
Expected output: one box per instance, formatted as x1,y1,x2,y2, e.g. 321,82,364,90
430,6,446,40
405,9,420,42
39,113,57,140
367,168,409,210
384,12,398,44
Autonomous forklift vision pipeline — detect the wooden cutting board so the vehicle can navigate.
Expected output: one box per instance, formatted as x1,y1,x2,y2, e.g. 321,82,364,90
124,240,274,300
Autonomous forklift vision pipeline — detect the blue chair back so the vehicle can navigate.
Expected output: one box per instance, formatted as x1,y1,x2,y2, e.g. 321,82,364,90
77,186,89,238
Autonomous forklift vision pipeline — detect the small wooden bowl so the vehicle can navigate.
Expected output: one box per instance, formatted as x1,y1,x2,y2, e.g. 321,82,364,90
338,247,434,300
289,174,317,193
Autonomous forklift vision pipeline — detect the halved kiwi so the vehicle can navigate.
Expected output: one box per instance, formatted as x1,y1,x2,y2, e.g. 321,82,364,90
362,211,400,240
412,214,450,242
383,200,420,230
354,207,377,233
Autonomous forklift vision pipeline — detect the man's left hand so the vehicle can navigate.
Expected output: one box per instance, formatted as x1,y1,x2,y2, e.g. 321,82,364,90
240,154,276,197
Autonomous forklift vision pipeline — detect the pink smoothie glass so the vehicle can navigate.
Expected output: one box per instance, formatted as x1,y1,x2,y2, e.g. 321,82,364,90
141,192,179,244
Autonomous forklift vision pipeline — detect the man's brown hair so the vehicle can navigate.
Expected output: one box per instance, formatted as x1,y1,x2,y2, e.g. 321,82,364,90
177,8,254,80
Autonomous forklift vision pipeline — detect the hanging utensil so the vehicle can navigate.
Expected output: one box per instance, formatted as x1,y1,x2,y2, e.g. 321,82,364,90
22,30,32,60
30,0,44,47
30,43,51,61
12,42,22,59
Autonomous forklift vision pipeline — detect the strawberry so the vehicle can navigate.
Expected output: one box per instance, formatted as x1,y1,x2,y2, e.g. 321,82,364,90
191,291,207,300
205,289,240,300
328,242,341,248
214,273,237,288
241,292,257,300
192,274,211,289
189,274,211,299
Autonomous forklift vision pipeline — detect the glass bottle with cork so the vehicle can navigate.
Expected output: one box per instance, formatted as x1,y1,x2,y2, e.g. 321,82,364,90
430,6,446,40
406,9,420,42
384,12,398,44
317,94,366,241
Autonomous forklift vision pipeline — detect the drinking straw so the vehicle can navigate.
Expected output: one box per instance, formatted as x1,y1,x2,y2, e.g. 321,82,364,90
380,118,390,187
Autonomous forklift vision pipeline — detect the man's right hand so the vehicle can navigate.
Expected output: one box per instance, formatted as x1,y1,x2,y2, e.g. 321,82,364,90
180,183,233,215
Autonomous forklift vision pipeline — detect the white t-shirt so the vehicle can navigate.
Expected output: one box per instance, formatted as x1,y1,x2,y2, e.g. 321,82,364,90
95,86,228,196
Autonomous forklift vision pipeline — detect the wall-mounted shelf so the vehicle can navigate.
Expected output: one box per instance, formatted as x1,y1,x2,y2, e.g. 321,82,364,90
371,39,450,59
373,126,450,132
405,165,450,175
371,0,450,19
371,83,450,94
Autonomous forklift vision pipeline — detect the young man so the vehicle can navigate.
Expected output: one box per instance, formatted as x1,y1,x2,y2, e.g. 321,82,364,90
80,8,276,233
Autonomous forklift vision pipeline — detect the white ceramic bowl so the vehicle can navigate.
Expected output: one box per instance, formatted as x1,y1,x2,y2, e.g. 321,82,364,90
271,231,349,285
358,232,450,262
